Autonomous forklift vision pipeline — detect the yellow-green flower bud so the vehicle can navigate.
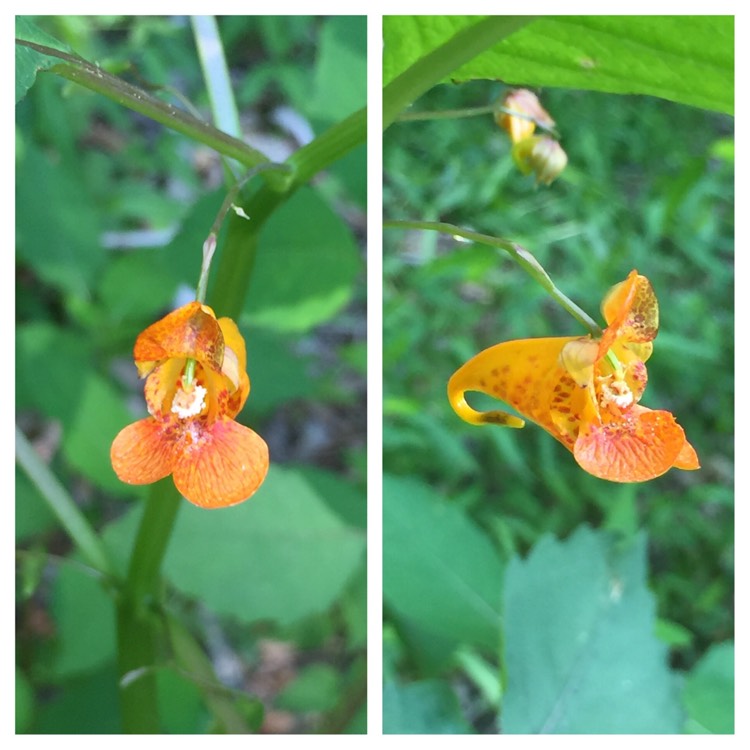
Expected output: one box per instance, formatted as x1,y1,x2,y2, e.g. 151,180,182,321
512,135,568,185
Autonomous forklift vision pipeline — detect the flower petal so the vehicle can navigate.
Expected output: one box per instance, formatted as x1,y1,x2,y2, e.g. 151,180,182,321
217,316,250,416
496,89,555,143
144,357,184,416
574,406,688,482
673,439,701,470
599,271,659,358
448,337,579,432
111,418,175,485
172,419,269,508
134,301,224,377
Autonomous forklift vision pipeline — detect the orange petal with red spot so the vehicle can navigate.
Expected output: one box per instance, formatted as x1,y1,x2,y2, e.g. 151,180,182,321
144,357,184,416
448,337,578,432
172,419,269,508
134,302,224,377
111,418,175,485
599,271,659,358
574,406,688,482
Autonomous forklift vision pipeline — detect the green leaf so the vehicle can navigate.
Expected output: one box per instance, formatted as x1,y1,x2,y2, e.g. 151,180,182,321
156,667,207,734
244,186,362,333
683,641,734,733
383,679,472,734
383,16,733,114
98,248,180,325
15,666,35,732
15,17,71,103
296,465,366,529
502,525,684,733
46,563,116,680
16,322,93,424
242,329,316,419
16,145,104,299
63,373,139,494
34,665,121,733
340,563,367,649
383,475,504,652
16,468,58,542
161,465,365,625
307,16,367,128
276,664,342,712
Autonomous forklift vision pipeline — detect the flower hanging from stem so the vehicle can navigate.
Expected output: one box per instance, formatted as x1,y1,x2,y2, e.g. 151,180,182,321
111,301,269,507
448,270,699,482
496,88,567,185
111,174,268,507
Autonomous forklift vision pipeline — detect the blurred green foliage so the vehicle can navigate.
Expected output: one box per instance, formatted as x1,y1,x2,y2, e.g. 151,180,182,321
16,15,366,734
383,21,733,734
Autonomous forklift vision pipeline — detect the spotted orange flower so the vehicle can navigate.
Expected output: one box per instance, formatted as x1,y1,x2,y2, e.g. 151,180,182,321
111,301,269,507
448,271,699,482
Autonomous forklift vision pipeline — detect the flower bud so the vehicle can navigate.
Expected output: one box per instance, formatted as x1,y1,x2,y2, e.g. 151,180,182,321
512,135,568,185
495,89,555,143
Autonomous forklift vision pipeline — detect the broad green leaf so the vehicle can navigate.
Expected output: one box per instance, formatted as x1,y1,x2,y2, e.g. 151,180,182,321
34,665,121,733
296,465,366,529
15,17,71,103
244,186,362,333
502,525,683,733
163,465,365,625
383,679,472,734
383,16,733,114
276,664,341,712
383,475,503,652
63,373,139,495
16,323,93,424
46,564,116,680
308,16,367,127
683,641,734,733
156,667,208,734
98,248,180,325
240,329,317,419
16,145,104,299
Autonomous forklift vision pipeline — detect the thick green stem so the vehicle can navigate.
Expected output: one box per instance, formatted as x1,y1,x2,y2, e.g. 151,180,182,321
384,219,603,336
116,480,182,733
383,16,533,129
210,107,366,317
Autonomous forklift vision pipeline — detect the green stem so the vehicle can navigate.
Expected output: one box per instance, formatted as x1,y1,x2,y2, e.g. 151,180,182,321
15,425,116,580
384,219,603,336
397,104,496,122
117,480,182,733
210,107,366,317
382,16,533,129
15,39,270,170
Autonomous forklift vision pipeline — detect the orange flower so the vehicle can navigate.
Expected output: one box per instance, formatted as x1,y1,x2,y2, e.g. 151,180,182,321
448,271,699,482
111,301,269,507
